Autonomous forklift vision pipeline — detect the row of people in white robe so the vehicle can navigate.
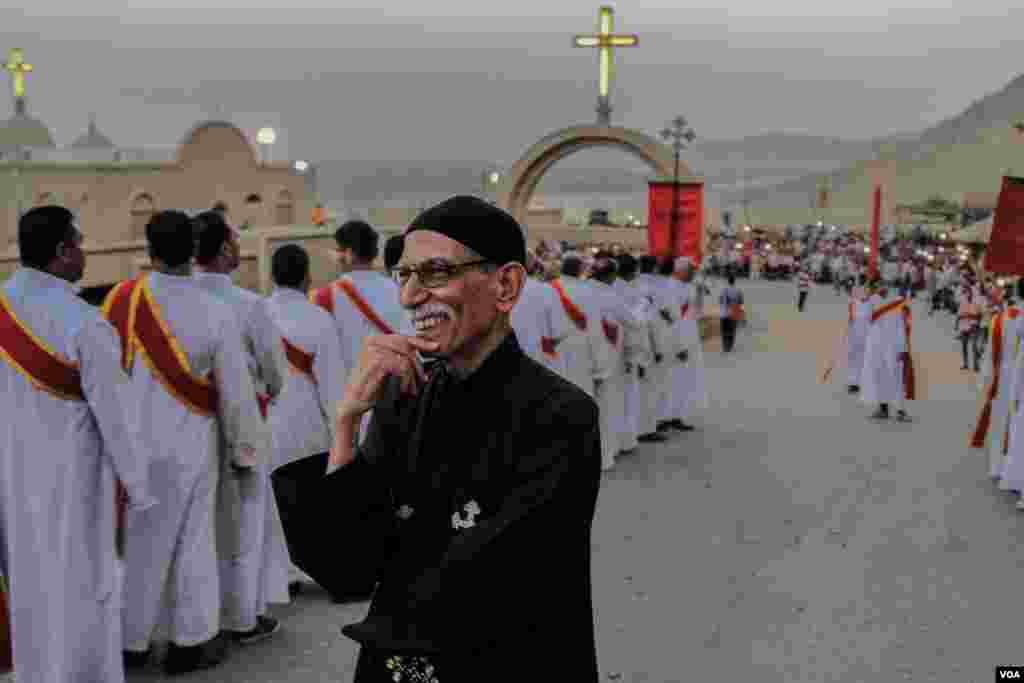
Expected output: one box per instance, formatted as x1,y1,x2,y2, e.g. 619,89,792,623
510,263,708,472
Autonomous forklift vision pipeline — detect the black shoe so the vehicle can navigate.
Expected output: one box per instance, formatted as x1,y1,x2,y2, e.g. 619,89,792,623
123,649,151,671
164,634,228,676
638,433,668,443
230,616,281,645
847,385,860,394
288,580,304,598
869,408,889,421
669,420,695,431
656,421,672,433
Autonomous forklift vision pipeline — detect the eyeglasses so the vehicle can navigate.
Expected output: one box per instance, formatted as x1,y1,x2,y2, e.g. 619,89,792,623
392,258,492,288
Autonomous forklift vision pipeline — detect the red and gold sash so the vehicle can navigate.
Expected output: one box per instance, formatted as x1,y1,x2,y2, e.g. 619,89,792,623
680,302,690,321
102,276,218,417
310,286,334,315
0,293,85,402
971,307,1021,448
540,336,558,358
335,278,395,335
848,301,855,324
602,319,620,347
282,336,316,384
870,298,908,323
550,279,587,331
256,392,271,420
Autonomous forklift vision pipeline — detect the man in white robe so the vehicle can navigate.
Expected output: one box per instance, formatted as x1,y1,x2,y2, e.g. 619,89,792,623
312,221,404,454
192,211,289,643
510,254,572,376
669,259,709,428
846,275,872,393
549,254,614,403
115,210,266,675
0,207,156,683
972,298,1023,485
264,244,384,599
634,256,674,442
613,254,657,448
589,256,644,465
860,282,914,423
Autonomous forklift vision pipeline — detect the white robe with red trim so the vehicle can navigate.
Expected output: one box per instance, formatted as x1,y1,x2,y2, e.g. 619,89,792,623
997,318,1024,488
860,296,909,406
0,268,155,683
548,277,614,400
121,272,265,651
193,271,290,633
981,310,1023,479
510,277,572,376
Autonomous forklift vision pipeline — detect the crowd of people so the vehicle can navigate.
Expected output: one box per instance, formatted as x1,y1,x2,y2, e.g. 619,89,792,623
0,198,717,683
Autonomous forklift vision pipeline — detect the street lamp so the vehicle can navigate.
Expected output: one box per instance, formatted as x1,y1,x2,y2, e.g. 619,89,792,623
659,115,696,256
294,159,319,201
480,167,502,203
256,127,276,165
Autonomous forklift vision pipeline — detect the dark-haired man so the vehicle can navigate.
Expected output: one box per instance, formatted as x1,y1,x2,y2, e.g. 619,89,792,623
0,207,154,683
105,210,265,674
383,233,404,273
311,221,404,475
191,210,289,644
263,245,375,601
330,195,601,682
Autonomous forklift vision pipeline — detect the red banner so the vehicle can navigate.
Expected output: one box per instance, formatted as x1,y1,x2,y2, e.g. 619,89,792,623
648,181,704,263
985,176,1024,275
868,185,881,280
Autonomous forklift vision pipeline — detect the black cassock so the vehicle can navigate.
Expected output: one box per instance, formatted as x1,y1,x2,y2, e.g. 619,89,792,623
328,332,602,683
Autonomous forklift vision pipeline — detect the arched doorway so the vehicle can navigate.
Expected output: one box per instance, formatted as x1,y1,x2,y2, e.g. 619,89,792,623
496,125,686,224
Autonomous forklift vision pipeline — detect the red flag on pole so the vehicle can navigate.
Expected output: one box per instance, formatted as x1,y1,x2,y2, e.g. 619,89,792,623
984,175,1024,275
868,185,882,280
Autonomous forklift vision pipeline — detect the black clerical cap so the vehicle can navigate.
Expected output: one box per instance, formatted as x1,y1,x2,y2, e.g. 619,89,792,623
405,195,526,267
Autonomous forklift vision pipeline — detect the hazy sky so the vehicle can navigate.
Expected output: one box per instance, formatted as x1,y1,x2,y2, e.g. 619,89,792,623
3,1,1023,165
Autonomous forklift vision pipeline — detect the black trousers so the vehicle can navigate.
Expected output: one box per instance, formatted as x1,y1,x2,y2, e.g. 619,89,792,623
720,317,737,352
797,290,808,311
960,329,983,370
272,453,387,599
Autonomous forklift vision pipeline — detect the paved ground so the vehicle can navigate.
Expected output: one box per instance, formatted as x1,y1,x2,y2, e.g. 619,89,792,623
129,278,1020,683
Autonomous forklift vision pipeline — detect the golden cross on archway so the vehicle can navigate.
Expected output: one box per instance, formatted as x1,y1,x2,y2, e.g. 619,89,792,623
4,48,33,99
573,6,639,126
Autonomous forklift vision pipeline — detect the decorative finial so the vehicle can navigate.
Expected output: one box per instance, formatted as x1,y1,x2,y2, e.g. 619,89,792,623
4,48,33,100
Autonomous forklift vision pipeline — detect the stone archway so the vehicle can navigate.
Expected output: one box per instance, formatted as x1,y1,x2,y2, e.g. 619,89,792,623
496,125,689,224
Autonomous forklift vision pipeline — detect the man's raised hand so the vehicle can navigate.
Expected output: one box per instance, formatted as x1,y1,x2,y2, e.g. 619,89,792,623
336,334,440,423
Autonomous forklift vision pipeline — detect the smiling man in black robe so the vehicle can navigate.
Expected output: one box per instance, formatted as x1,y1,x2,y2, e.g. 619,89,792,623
325,195,602,683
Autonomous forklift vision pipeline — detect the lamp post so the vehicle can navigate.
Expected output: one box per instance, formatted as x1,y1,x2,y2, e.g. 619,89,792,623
256,127,276,165
659,115,696,257
480,167,501,203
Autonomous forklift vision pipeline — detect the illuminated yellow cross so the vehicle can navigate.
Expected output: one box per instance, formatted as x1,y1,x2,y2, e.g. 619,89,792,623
4,48,32,99
573,6,639,125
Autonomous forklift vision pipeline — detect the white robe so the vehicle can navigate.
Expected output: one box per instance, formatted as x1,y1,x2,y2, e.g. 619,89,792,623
631,274,667,436
194,272,290,633
510,277,572,376
613,278,654,448
860,296,909,407
0,268,155,683
980,310,1023,479
640,274,685,424
548,277,614,400
318,270,404,444
996,316,1024,488
662,279,708,420
847,296,872,386
589,279,641,466
122,272,266,651
264,288,347,471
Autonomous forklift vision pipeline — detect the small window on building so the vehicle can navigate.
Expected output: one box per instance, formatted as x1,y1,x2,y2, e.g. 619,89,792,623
245,193,263,204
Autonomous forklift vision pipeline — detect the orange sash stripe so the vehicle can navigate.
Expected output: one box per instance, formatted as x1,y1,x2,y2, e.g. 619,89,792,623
283,336,316,383
0,293,85,402
870,298,908,323
104,277,218,417
310,286,333,315
848,301,854,324
101,277,141,373
550,279,587,331
971,307,1020,449
336,279,395,335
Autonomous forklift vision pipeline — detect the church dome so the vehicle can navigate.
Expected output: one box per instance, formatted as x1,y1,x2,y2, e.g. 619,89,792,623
71,117,115,149
0,100,56,148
